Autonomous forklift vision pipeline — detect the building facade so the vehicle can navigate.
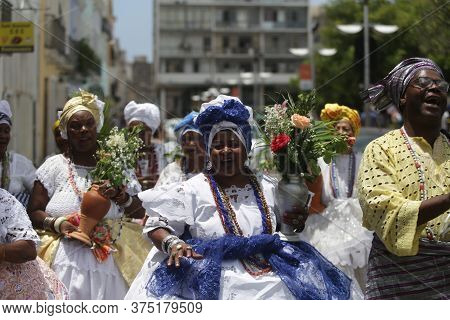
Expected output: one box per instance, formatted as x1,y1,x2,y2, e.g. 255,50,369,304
0,0,125,164
154,0,310,118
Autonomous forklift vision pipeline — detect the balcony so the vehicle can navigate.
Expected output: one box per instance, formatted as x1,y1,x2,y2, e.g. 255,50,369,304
159,45,209,57
161,0,308,7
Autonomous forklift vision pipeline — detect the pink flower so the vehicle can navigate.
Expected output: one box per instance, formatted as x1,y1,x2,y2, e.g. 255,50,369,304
271,133,291,153
291,114,310,129
347,136,356,146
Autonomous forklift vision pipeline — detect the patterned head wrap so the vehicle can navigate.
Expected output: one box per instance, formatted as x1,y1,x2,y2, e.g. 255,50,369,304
361,57,444,111
0,100,12,126
124,101,160,134
53,119,60,133
174,111,201,142
195,95,253,156
320,103,361,136
59,89,105,140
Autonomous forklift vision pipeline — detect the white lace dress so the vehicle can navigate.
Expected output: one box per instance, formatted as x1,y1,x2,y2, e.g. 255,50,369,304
0,189,68,299
300,154,373,296
0,151,36,205
126,173,296,300
36,154,142,300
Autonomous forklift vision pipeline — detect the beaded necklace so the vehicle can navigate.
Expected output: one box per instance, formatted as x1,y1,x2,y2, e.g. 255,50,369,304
330,152,355,199
66,157,91,201
0,152,10,190
399,127,450,241
206,170,273,276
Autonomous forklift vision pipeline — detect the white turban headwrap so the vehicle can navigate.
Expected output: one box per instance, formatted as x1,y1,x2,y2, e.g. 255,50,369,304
0,100,12,126
124,101,161,134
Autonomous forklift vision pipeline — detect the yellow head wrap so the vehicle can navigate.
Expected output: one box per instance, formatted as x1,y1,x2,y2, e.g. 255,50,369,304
52,119,60,133
320,103,361,136
59,89,104,139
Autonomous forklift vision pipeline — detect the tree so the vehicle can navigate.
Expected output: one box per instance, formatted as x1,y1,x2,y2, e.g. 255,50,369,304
314,0,449,111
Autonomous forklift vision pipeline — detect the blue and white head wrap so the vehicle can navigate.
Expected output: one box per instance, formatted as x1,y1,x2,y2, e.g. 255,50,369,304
361,57,444,111
0,100,12,126
174,111,201,143
195,95,253,156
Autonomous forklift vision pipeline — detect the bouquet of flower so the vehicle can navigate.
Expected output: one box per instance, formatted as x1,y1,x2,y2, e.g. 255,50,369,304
90,126,143,187
263,91,347,181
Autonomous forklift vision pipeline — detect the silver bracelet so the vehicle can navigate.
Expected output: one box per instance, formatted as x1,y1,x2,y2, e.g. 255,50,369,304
43,217,56,232
121,194,133,209
161,234,179,254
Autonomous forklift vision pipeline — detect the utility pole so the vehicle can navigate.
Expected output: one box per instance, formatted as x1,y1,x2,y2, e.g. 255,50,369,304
38,0,46,163
363,0,370,126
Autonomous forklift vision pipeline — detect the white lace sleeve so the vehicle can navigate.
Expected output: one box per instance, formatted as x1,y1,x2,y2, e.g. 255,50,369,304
141,182,195,236
35,155,63,197
154,162,182,188
15,153,37,192
0,189,39,246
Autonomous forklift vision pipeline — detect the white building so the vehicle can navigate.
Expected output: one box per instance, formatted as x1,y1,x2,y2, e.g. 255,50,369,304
154,0,310,118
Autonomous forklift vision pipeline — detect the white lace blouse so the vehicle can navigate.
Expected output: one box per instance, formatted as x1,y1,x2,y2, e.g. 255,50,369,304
0,152,36,195
142,173,278,238
36,154,142,219
0,188,39,245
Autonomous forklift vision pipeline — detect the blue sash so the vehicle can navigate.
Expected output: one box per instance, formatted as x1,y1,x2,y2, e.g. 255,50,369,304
146,234,351,300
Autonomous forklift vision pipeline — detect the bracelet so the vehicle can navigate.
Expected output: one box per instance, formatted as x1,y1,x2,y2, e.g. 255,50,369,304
53,217,68,234
0,244,5,263
121,194,133,209
167,239,185,254
161,234,179,254
43,217,57,233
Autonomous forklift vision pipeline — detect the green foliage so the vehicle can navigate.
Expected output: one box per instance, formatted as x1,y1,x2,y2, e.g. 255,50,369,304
315,0,449,111
90,126,143,188
76,38,102,77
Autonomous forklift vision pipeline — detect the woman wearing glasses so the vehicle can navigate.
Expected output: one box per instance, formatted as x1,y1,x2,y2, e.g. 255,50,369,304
358,58,450,299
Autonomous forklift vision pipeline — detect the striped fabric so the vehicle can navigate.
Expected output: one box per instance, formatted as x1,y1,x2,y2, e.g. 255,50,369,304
12,191,30,208
365,236,450,300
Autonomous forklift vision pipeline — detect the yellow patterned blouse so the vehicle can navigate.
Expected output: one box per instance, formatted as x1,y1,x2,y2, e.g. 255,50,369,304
357,129,450,256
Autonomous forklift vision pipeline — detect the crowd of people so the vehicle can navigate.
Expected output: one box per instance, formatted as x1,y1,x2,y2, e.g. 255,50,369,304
0,57,448,300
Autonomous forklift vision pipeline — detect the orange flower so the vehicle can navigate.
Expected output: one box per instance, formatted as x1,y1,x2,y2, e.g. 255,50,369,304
291,114,310,129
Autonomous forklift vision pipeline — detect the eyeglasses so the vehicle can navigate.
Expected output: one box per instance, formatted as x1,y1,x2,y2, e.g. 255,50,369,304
411,77,449,92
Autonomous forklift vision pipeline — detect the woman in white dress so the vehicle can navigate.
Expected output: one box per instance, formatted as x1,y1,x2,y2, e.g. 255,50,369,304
0,100,36,207
27,90,146,299
124,101,166,190
154,111,205,188
0,188,68,300
301,104,373,296
126,95,352,300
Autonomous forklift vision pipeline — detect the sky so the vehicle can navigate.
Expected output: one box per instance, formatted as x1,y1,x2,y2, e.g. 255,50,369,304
113,0,330,63
113,0,153,62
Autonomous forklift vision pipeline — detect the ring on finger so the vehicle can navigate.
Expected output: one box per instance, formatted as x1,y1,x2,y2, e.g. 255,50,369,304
175,244,183,251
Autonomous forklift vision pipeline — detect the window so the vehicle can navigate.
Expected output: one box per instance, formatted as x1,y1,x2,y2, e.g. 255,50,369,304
264,8,277,22
166,59,184,73
203,36,211,51
193,59,199,73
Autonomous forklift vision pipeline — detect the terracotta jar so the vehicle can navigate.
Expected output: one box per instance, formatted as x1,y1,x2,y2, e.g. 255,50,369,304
68,184,111,246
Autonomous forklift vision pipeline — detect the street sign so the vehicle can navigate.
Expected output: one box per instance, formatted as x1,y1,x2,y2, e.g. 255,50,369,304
0,21,34,53
299,64,312,90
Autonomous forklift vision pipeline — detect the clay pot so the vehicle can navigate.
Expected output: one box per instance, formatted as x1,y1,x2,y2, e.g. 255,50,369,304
68,184,111,246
